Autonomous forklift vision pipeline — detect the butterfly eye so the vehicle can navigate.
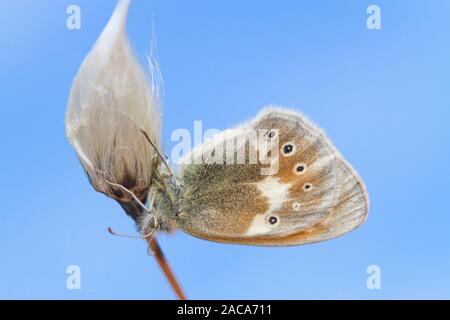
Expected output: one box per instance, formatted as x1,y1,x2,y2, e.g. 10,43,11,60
267,215,279,225
293,163,307,175
303,183,312,191
282,142,296,156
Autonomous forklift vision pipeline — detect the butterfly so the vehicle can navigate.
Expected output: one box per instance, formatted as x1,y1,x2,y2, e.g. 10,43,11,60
65,0,369,247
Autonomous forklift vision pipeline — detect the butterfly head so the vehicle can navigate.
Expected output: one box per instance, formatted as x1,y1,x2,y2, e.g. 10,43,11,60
138,170,182,236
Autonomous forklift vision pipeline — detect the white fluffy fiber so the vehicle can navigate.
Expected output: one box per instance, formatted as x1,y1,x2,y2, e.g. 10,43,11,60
65,0,162,200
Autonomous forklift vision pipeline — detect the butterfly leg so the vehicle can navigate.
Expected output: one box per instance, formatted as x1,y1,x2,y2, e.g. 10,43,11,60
106,181,160,242
105,180,150,214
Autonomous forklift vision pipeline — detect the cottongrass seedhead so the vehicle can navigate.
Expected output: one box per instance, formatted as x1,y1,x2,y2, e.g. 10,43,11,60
65,0,162,219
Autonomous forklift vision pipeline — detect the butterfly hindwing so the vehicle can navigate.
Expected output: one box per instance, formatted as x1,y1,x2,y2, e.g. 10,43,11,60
176,107,369,246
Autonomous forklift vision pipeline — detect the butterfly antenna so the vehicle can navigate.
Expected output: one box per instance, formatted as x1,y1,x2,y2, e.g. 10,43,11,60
140,129,173,176
108,227,154,239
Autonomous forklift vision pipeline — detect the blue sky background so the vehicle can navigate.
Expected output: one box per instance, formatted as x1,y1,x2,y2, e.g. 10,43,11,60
1,0,449,299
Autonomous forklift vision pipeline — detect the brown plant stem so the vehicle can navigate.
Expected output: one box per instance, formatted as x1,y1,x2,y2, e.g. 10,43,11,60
147,237,187,300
